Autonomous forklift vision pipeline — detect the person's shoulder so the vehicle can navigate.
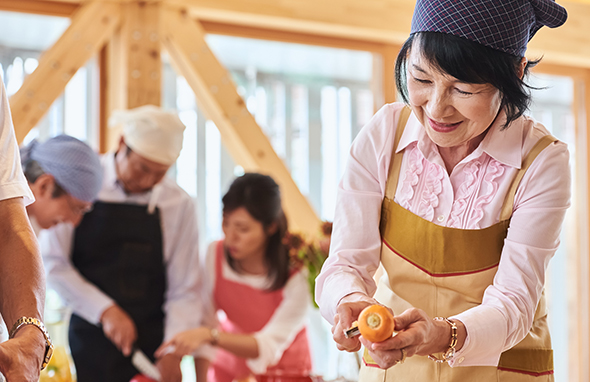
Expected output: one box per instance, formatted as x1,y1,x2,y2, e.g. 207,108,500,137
363,102,405,130
519,114,568,154
159,176,193,201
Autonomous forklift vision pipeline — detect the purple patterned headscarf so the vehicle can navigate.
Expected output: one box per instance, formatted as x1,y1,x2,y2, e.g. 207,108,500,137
411,0,567,56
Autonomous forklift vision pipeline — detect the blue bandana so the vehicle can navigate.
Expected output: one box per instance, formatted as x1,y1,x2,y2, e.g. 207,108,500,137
411,0,568,56
21,135,103,203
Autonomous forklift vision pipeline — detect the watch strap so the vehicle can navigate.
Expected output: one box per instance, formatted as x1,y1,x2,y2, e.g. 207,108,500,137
9,317,54,370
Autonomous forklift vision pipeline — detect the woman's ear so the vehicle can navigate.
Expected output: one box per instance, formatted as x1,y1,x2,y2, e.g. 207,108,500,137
518,57,527,80
266,222,278,236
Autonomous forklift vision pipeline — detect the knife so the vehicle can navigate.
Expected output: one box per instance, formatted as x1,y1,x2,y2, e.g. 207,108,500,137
131,348,162,381
344,321,361,338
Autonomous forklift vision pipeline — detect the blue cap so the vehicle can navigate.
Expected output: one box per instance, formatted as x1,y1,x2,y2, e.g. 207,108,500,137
411,0,568,57
21,135,103,203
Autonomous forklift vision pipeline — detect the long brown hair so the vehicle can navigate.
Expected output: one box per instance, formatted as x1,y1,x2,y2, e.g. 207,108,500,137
222,173,290,291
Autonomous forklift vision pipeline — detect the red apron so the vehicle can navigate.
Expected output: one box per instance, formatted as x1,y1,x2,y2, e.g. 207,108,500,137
210,240,312,382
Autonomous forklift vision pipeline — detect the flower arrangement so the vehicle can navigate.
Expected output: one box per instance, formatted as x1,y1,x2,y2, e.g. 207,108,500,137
283,221,333,307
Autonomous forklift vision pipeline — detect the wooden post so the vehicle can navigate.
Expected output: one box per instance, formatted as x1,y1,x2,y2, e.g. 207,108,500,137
125,1,162,109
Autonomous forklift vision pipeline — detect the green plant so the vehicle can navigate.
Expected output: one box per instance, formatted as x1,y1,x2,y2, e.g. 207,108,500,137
283,221,332,308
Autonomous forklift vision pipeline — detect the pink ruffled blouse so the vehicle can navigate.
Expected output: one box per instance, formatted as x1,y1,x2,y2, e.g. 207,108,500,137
316,102,571,368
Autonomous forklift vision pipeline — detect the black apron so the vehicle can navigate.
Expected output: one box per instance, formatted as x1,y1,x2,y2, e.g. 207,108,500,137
69,201,166,382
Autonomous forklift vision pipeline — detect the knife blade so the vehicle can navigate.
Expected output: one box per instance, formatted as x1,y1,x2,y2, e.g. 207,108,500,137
131,348,162,381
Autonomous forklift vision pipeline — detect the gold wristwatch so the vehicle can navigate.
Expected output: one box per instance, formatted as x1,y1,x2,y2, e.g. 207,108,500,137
9,317,54,370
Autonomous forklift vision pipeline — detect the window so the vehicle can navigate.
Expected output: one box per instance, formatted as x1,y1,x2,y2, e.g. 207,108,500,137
0,11,99,149
164,34,378,380
527,72,577,382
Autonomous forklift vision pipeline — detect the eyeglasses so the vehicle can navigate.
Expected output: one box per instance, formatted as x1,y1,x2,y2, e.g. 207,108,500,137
65,195,93,216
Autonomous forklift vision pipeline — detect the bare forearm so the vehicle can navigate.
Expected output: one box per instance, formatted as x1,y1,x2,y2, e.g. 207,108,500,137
217,332,259,359
0,198,45,327
194,357,210,382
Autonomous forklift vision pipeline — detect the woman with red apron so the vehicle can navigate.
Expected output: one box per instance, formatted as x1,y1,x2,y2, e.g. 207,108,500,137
316,0,571,381
157,173,312,381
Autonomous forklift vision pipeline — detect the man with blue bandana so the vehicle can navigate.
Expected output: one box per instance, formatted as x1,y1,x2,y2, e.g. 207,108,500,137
21,135,103,235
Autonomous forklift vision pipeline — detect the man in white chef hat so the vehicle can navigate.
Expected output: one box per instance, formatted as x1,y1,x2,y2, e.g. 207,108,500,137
41,105,202,382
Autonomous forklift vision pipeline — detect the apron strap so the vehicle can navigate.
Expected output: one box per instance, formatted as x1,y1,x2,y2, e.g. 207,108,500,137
499,134,558,221
384,106,412,200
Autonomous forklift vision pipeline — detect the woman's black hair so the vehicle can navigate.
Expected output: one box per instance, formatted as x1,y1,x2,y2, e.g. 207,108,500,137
395,32,540,130
222,172,290,291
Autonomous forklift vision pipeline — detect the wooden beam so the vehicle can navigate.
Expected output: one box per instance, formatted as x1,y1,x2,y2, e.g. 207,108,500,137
199,20,391,53
381,44,399,105
170,0,590,69
160,7,321,234
571,71,590,382
9,1,121,143
177,0,413,45
99,29,127,153
0,0,78,17
527,1,590,68
7,0,590,68
124,1,162,109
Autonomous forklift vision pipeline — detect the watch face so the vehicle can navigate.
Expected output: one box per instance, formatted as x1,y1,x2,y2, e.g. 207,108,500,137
43,345,54,369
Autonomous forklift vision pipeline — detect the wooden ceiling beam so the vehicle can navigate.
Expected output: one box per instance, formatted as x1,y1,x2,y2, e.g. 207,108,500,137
171,0,590,69
161,7,321,234
6,0,590,69
199,20,391,53
0,0,78,17
9,1,122,143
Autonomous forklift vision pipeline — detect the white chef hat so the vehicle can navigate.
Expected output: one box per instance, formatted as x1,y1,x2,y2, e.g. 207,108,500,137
109,105,186,165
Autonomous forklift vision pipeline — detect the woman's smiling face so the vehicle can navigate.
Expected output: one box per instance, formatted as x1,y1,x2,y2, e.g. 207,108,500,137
406,43,503,150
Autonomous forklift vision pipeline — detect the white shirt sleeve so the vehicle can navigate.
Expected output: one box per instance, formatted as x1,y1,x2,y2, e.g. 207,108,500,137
246,270,311,374
192,241,219,361
161,195,203,342
315,104,398,323
40,222,115,324
0,81,34,205
449,142,571,367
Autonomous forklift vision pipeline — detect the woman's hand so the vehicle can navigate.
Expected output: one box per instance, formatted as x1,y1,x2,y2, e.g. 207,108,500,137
361,308,465,369
155,327,212,358
156,353,183,382
332,293,379,352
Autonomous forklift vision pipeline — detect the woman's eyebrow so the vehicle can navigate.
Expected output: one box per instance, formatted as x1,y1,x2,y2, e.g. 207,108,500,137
411,64,428,74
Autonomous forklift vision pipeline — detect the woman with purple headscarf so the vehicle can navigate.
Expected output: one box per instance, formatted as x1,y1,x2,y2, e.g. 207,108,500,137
316,1,570,381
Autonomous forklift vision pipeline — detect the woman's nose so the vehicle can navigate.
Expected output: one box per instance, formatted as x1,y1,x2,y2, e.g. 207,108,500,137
426,88,452,120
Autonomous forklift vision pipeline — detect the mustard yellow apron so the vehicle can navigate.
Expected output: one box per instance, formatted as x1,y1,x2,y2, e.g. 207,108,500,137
359,107,556,382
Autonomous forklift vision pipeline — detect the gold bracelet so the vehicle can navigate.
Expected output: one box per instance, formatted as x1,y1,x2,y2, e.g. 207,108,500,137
9,317,54,370
428,317,457,363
